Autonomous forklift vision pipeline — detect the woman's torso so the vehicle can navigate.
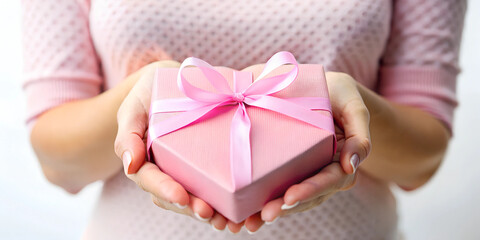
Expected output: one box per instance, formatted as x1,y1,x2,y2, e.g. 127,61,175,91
84,1,398,239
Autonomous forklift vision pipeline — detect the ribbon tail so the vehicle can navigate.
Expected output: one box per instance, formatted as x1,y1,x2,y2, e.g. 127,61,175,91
247,95,337,156
230,103,252,190
286,97,332,114
283,97,337,155
151,98,214,113
147,102,225,157
246,96,335,135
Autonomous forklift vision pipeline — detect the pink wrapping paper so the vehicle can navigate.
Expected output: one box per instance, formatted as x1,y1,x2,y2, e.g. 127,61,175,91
149,64,335,223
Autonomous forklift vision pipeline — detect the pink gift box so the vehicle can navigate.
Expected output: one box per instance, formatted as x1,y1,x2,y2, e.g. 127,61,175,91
148,63,335,223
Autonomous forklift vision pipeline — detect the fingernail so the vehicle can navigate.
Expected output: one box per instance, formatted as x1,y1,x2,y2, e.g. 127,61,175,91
281,201,299,210
246,228,257,235
122,151,132,175
194,212,211,222
265,217,278,225
211,224,224,232
173,202,187,209
350,154,360,174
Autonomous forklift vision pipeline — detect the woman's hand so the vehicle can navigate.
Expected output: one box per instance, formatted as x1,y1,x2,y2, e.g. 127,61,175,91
114,61,229,230
243,71,371,233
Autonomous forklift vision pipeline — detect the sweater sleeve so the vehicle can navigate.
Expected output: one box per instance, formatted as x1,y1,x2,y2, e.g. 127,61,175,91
21,0,102,128
378,0,467,133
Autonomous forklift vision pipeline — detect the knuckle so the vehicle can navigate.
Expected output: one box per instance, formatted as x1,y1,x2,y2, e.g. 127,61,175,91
358,137,372,157
346,100,369,118
359,106,370,121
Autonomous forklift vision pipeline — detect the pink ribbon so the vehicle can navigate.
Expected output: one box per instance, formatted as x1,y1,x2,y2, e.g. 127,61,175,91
148,51,336,190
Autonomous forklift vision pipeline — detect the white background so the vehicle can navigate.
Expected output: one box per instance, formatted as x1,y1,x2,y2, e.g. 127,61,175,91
0,2,478,240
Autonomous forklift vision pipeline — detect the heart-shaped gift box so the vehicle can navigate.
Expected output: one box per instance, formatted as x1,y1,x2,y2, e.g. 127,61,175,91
147,52,335,223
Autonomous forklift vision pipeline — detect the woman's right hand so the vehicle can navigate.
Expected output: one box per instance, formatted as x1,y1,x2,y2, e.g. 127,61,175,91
114,61,230,231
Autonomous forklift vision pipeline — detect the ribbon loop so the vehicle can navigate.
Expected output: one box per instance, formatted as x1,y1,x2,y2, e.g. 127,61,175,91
177,57,232,103
244,51,299,96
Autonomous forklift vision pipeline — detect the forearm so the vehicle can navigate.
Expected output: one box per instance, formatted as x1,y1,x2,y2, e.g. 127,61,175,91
30,72,141,193
357,83,450,189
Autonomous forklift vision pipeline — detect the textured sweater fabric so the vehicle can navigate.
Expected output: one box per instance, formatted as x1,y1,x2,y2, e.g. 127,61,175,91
21,0,466,239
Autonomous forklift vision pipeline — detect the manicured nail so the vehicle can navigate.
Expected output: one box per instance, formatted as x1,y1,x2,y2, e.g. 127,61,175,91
173,202,187,209
122,151,132,175
211,224,224,232
194,212,211,222
350,154,360,174
265,217,278,225
246,228,257,235
281,201,299,210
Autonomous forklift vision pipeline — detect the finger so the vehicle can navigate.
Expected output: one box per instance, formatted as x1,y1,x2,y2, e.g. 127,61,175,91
226,220,244,234
151,192,217,225
114,80,151,174
261,194,331,221
262,164,355,222
339,97,371,174
115,62,180,174
260,197,284,223
244,212,264,234
189,195,215,222
115,127,147,175
283,163,352,206
325,72,371,174
210,212,228,231
241,64,265,78
147,60,182,69
151,194,191,214
129,161,189,206
115,94,149,174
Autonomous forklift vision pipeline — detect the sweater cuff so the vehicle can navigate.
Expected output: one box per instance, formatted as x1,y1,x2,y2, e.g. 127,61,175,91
378,66,458,134
23,76,101,131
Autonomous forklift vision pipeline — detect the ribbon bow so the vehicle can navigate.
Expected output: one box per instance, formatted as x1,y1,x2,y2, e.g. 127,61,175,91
148,51,335,190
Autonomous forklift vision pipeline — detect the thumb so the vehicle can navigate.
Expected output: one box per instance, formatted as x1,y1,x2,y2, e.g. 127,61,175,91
337,98,371,175
325,72,371,175
115,60,181,174
115,130,147,175
115,90,150,175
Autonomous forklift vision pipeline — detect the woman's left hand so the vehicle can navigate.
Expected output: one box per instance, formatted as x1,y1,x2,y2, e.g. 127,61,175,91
242,71,371,234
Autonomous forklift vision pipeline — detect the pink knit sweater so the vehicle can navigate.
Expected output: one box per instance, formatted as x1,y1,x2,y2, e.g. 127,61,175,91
21,0,465,239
